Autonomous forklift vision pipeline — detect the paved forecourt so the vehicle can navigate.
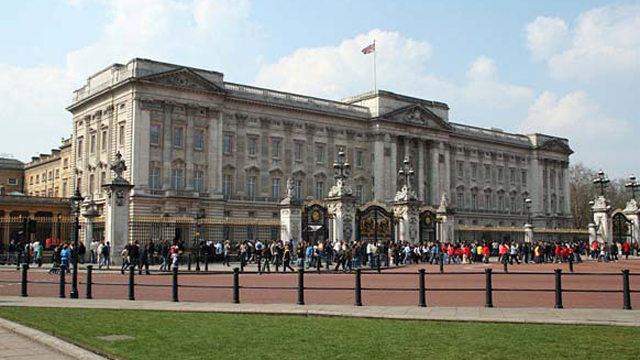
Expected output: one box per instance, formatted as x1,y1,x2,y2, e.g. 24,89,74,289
1,259,639,309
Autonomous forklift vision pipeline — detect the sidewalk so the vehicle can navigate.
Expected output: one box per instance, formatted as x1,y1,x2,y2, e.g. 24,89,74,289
0,317,106,360
1,296,640,327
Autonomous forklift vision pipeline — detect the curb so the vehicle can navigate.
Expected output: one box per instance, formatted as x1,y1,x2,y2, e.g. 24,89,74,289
0,317,109,360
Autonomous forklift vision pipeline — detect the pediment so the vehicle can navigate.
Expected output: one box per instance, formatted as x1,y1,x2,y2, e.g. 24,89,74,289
380,104,453,131
536,139,573,155
140,68,226,94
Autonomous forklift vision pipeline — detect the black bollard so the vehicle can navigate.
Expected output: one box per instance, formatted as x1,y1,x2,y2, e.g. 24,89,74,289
623,269,632,310
297,268,305,305
86,265,93,300
377,256,381,273
569,257,574,273
233,267,240,304
484,268,493,308
554,269,563,309
205,256,209,272
172,265,179,302
59,270,66,299
188,254,192,271
354,269,363,306
128,266,135,301
439,258,444,274
317,257,321,274
21,263,28,297
418,269,426,308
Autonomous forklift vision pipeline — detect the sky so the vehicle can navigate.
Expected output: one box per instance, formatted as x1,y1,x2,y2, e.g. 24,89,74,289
0,0,638,179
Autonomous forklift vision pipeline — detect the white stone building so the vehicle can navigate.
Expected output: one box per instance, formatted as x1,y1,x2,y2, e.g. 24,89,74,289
67,58,573,228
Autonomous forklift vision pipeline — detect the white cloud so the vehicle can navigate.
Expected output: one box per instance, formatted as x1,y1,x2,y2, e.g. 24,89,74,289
520,91,632,172
526,3,640,80
257,30,533,123
0,0,260,161
525,16,569,61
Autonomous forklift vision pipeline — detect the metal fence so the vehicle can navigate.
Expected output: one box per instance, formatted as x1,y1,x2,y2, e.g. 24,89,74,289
129,217,283,250
3,265,636,310
0,216,76,249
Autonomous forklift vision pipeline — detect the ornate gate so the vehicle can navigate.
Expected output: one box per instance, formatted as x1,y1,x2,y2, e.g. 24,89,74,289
612,211,632,244
356,204,395,243
302,203,329,243
419,209,437,243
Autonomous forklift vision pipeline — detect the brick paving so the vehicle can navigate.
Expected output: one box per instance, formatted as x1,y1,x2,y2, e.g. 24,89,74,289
1,258,639,309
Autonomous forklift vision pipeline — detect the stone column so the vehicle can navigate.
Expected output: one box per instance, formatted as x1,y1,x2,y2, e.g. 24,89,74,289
103,154,134,265
524,223,534,243
326,196,357,243
373,135,385,202
430,141,439,206
185,115,194,191
82,199,99,248
280,202,302,245
161,104,173,190
417,139,425,202
436,194,455,243
393,200,421,244
592,196,611,244
390,136,398,200
624,199,640,245
588,223,597,246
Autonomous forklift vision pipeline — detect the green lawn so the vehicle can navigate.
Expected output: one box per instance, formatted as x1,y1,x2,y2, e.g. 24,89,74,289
0,307,638,360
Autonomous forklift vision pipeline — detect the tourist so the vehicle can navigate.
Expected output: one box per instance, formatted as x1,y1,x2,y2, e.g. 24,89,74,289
283,245,295,273
60,244,71,274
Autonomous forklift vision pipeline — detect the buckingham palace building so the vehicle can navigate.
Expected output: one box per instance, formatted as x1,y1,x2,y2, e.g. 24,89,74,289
65,58,573,229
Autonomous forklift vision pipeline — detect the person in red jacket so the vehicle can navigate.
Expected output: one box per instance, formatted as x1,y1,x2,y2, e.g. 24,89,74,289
591,241,598,259
623,241,631,260
482,244,490,264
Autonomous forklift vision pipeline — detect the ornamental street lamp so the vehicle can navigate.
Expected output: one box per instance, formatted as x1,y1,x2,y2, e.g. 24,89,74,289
524,198,532,225
193,212,205,272
398,157,415,190
69,186,84,299
625,175,640,200
593,170,610,197
332,148,351,180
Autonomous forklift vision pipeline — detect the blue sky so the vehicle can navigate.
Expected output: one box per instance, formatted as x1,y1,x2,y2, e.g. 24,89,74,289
0,0,638,179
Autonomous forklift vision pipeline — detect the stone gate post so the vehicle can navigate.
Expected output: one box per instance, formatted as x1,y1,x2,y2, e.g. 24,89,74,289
102,152,134,265
280,177,302,244
624,199,640,245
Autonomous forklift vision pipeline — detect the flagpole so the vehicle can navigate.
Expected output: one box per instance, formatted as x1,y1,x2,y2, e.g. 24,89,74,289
373,39,377,94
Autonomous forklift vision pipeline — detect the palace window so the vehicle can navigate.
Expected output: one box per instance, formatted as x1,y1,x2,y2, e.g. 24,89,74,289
150,124,160,146
62,181,67,197
222,174,232,198
498,194,505,211
100,171,106,188
119,124,125,146
295,179,303,200
173,127,184,148
89,174,95,194
194,130,204,150
194,170,204,192
272,138,281,159
522,170,528,186
8,178,18,186
223,134,232,154
356,150,364,168
471,163,477,181
55,169,60,179
457,161,464,179
498,167,504,183
101,130,108,151
471,193,478,210
246,176,256,198
29,176,33,185
316,181,324,200
272,178,280,200
457,192,464,208
90,134,96,153
63,158,68,169
149,168,160,189
550,170,556,189
510,168,516,184
356,185,364,203
510,196,517,213
485,193,493,210
294,142,303,162
77,139,83,157
171,169,184,190
316,144,324,164
247,136,257,156
484,164,491,181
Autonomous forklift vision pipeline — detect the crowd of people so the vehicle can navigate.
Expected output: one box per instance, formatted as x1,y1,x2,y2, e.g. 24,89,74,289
0,236,637,274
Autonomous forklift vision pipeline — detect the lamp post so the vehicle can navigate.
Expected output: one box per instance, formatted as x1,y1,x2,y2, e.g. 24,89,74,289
332,148,351,181
524,198,532,225
593,170,610,197
69,186,84,299
193,213,205,272
397,157,415,191
625,175,640,200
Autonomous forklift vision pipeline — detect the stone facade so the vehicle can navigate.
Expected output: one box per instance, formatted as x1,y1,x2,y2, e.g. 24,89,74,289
65,58,573,228
0,158,24,194
23,138,72,198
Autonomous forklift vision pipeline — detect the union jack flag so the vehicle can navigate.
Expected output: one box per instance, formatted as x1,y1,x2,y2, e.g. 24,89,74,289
361,43,375,54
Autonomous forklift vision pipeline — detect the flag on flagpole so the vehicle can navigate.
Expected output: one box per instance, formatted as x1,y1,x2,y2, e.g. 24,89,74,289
361,43,375,54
